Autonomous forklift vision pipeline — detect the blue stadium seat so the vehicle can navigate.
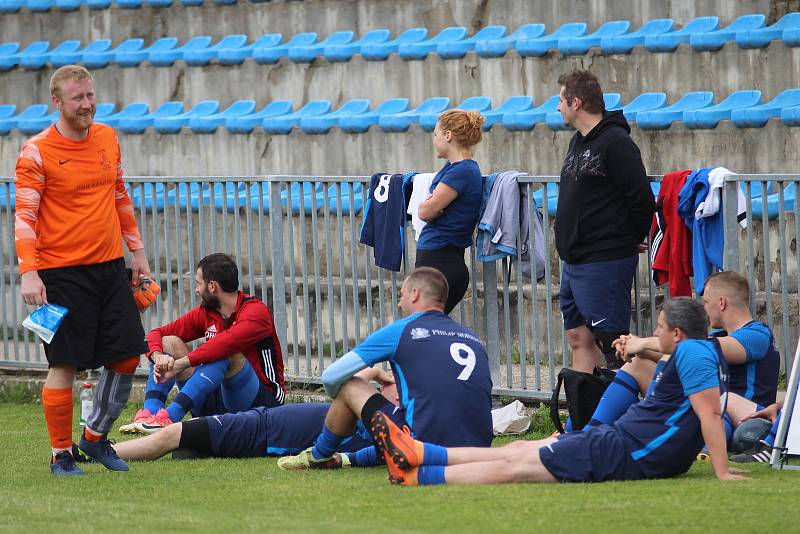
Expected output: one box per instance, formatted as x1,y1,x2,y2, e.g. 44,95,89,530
751,183,797,219
399,27,467,60
18,110,58,135
153,101,219,133
531,182,559,216
784,27,800,47
184,34,247,66
516,22,587,56
116,0,143,8
736,12,800,48
546,93,622,130
690,14,766,51
683,90,762,128
14,41,51,70
621,92,667,122
145,0,172,6
253,32,317,64
475,23,545,58
84,38,143,69
324,29,391,62
325,182,364,215
0,183,15,209
117,37,176,67
600,18,674,54
212,0,236,5
96,102,149,128
436,25,507,59
636,91,714,129
0,1,24,13
338,98,410,133
129,183,166,211
263,100,331,134
501,95,560,130
418,96,492,132
0,105,17,121
87,0,111,9
167,183,208,212
780,105,800,126
189,100,256,133
731,89,800,127
644,16,719,52
181,0,204,5
225,100,293,134
150,36,212,66
213,182,249,213
378,97,450,132
118,101,184,133
55,0,81,11
26,0,53,11
481,95,533,130
558,20,630,55
51,39,111,68
361,27,427,61
0,43,21,71
23,40,81,70
288,30,354,63
218,33,281,65
279,182,323,215
299,99,371,134
94,102,116,121
0,104,48,135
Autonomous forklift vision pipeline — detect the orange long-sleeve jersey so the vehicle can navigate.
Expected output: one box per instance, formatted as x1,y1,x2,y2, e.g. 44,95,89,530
14,123,143,273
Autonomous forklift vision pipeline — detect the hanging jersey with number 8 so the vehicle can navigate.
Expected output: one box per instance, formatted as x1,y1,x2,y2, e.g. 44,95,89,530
360,173,408,271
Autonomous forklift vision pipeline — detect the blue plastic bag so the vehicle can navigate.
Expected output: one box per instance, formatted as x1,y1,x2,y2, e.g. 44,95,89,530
22,304,69,344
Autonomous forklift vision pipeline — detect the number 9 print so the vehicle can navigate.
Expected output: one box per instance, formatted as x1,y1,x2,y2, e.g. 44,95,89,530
450,342,476,380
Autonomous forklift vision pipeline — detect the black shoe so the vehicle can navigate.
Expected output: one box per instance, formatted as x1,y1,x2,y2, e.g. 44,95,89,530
730,441,772,463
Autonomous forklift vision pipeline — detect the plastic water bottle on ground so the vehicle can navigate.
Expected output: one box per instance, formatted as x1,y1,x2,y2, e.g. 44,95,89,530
80,383,93,428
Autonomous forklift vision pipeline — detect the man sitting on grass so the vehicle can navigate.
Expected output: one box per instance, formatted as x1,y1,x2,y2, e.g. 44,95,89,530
278,266,493,470
111,367,399,462
367,298,749,485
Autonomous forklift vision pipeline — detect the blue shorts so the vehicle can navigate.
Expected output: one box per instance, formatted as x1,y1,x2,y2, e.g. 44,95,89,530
538,425,646,482
193,402,390,458
559,256,638,332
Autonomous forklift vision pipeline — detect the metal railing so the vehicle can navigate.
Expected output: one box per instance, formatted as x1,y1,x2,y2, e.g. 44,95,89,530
1,174,797,399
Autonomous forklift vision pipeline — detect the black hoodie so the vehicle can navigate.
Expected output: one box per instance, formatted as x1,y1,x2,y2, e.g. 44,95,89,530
554,110,656,264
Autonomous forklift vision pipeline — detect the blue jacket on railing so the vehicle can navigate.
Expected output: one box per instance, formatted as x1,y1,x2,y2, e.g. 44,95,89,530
677,168,720,295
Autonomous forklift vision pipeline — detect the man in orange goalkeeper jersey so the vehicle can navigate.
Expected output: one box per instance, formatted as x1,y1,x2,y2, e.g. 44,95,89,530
15,65,152,476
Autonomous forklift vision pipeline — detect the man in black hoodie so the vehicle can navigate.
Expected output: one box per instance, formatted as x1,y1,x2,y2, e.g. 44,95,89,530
554,70,656,379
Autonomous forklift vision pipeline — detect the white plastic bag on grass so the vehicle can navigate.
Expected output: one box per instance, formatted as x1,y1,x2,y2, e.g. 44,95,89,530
491,400,531,436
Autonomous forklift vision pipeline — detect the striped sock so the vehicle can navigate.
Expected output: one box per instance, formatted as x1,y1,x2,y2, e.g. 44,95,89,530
167,359,229,423
144,363,174,414
584,369,640,430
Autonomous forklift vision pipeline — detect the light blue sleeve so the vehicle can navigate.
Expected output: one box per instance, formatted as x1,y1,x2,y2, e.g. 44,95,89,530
674,340,721,397
320,313,421,398
729,323,770,363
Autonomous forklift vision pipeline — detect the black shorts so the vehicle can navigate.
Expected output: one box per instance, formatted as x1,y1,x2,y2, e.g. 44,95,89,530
38,258,147,370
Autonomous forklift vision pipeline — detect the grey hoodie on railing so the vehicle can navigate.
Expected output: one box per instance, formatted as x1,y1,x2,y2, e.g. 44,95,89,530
477,171,545,281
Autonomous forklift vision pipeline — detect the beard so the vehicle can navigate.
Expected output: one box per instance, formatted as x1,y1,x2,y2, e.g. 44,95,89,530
199,292,220,311
62,105,95,131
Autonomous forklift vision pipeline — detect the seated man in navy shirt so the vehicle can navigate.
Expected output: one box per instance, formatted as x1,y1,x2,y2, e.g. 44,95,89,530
278,266,493,470
368,297,748,485
589,271,780,435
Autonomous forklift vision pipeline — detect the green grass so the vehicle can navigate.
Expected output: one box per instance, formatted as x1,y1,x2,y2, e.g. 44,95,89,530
3,401,800,533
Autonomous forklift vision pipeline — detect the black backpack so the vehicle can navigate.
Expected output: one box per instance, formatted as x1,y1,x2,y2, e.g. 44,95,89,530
550,368,616,433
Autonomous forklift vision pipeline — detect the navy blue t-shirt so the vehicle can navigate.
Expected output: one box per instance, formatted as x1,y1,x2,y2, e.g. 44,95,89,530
417,160,482,250
360,173,407,271
615,339,728,478
726,321,780,407
350,310,493,447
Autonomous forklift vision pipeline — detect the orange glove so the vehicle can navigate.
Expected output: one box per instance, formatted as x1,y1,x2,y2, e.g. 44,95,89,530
132,276,161,311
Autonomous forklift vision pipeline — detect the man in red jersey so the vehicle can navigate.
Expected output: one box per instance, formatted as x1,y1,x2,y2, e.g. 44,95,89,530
15,65,151,475
118,253,286,435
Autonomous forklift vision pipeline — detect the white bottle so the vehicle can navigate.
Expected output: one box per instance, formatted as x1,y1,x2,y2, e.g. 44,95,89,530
79,383,93,428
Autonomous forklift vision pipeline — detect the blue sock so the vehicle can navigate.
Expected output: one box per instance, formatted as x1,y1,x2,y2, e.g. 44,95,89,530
422,442,448,466
417,465,446,485
221,360,259,412
584,369,640,430
765,415,781,447
564,417,573,432
143,364,174,414
312,426,345,460
166,359,229,422
349,446,381,467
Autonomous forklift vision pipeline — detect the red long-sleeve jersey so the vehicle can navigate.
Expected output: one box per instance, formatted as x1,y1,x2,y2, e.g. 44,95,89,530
146,291,285,404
